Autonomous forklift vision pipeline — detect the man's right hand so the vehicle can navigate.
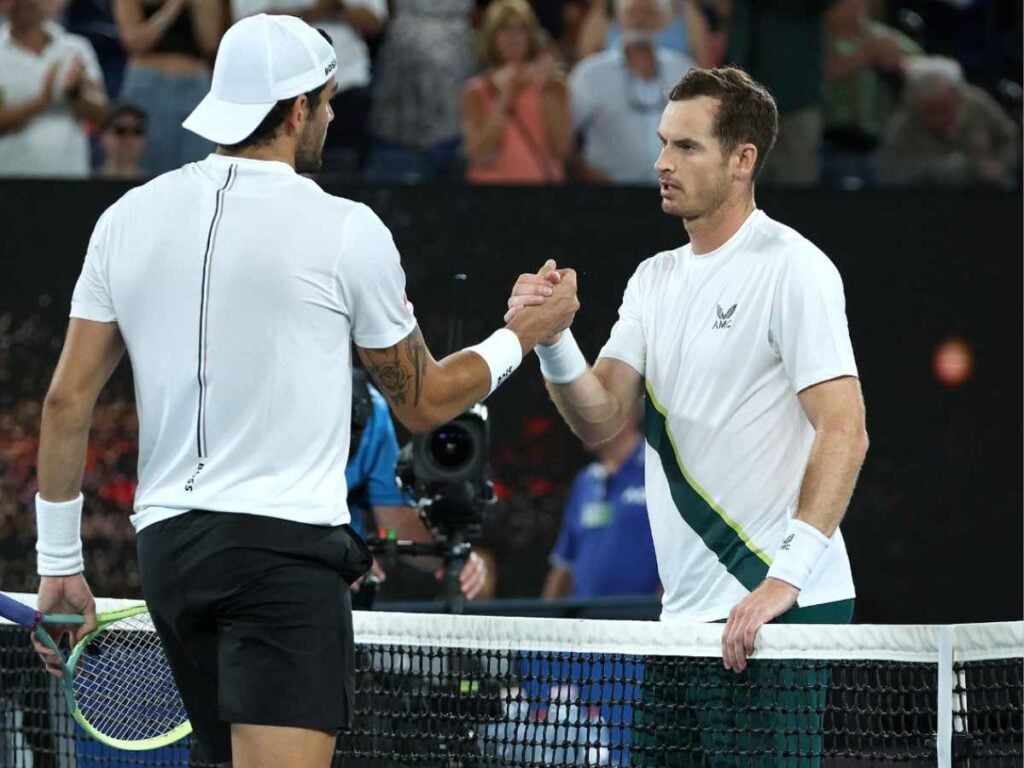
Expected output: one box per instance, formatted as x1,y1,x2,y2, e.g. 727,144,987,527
505,260,579,352
33,574,98,679
505,260,571,346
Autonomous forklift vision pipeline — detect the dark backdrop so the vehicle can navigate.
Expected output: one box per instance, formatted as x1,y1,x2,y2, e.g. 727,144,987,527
0,181,1020,623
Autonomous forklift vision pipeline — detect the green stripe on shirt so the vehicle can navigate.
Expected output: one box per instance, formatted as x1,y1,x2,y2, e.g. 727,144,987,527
645,382,772,591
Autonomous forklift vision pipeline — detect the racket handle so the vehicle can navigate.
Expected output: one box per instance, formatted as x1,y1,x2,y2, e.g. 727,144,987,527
0,592,41,628
45,614,86,625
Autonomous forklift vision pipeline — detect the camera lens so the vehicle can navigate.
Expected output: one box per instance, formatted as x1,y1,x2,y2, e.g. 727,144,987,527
429,425,474,471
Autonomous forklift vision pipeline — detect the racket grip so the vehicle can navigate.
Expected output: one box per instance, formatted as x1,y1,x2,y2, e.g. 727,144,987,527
0,593,42,628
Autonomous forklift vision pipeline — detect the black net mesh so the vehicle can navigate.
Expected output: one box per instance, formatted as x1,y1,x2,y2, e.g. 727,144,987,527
1,622,1021,768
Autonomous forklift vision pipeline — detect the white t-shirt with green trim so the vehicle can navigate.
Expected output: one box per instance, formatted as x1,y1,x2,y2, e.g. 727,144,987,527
598,209,858,620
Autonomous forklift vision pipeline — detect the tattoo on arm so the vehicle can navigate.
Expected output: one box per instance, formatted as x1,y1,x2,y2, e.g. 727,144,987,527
362,327,428,408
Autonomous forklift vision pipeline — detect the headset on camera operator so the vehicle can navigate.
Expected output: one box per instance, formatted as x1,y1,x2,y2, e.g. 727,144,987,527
346,369,491,603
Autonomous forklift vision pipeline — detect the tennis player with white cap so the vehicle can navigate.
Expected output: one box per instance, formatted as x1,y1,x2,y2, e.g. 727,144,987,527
31,13,578,768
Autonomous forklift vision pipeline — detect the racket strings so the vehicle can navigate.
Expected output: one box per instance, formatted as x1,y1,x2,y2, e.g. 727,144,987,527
72,613,188,742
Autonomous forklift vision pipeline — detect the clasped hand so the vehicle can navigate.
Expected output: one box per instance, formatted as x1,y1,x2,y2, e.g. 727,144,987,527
504,259,578,346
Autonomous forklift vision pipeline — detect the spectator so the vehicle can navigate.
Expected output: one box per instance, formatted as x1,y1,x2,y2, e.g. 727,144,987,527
577,0,714,66
0,0,108,178
542,405,658,600
231,0,387,174
95,102,147,179
570,0,694,184
113,0,223,174
823,0,921,186
720,0,833,186
462,0,571,185
879,56,1020,188
365,0,474,183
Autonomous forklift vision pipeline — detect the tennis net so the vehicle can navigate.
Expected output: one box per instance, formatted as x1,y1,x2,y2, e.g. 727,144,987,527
1,594,1020,767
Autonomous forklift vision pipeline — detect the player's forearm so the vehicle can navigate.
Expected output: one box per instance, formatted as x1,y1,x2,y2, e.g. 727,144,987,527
37,395,94,501
361,328,495,433
405,351,493,432
546,368,627,445
793,423,869,536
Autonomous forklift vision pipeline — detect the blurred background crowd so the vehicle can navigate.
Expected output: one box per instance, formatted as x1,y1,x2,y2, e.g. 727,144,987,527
0,0,1020,188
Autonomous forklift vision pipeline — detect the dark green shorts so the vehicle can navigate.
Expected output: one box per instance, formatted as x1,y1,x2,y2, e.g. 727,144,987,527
630,599,855,768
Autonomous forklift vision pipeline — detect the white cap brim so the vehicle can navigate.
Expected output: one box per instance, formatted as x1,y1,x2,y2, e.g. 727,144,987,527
182,92,277,146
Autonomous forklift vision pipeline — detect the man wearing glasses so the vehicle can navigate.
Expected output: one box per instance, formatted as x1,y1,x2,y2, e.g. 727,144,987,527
96,104,148,179
569,0,694,184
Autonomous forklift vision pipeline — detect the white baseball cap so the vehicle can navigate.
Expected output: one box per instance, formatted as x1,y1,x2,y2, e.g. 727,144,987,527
183,14,337,146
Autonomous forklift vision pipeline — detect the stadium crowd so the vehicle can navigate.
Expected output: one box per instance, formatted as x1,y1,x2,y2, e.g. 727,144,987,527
0,0,1019,187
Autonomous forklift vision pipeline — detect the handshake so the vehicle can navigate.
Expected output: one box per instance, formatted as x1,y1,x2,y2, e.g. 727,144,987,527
504,259,580,351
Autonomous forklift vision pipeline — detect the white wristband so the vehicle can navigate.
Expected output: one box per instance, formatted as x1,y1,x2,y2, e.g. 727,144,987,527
766,518,831,592
466,328,523,397
35,493,85,576
535,329,587,384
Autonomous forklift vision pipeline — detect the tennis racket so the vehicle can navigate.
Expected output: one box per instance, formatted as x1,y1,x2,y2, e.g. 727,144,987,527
0,591,192,750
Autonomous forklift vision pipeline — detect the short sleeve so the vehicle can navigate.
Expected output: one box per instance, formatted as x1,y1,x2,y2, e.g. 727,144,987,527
770,249,858,393
70,208,117,322
597,262,649,375
363,391,409,508
338,204,417,349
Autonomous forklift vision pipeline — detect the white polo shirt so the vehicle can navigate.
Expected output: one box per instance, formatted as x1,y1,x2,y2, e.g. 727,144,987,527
599,209,858,620
0,21,103,177
70,154,416,532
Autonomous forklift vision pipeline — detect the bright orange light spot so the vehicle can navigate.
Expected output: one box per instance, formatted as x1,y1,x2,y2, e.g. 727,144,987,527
933,337,974,388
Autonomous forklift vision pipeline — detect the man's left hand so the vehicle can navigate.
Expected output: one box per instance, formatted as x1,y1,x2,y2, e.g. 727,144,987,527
721,578,799,673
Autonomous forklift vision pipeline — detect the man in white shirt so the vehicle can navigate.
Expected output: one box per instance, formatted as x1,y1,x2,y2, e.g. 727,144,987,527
507,67,868,766
570,0,694,184
0,0,108,177
30,14,577,768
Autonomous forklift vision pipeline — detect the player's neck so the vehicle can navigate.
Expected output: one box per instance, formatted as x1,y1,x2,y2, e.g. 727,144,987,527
684,193,756,256
216,142,295,169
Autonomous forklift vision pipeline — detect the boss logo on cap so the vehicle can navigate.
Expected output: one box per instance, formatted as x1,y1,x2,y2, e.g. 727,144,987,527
324,59,337,77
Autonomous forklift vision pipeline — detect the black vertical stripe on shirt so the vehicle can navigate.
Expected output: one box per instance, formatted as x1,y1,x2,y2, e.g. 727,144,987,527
196,164,237,458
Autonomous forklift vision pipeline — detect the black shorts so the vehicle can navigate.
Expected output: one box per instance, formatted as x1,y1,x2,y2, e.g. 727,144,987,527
136,510,372,764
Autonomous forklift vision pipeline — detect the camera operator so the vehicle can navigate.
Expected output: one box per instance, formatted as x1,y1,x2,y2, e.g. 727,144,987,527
347,369,490,601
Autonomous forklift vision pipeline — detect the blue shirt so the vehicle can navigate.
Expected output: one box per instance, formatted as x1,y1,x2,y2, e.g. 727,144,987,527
345,384,409,536
550,440,659,598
